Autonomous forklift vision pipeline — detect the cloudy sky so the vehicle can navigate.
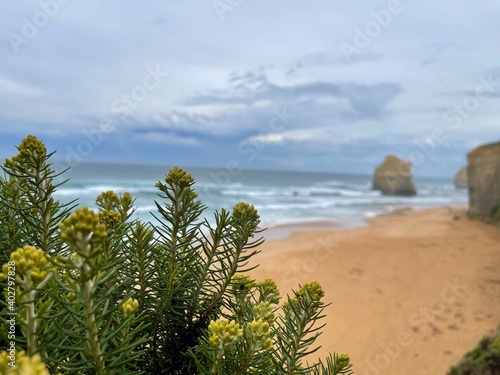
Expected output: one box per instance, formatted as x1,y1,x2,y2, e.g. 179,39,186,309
1,1,499,177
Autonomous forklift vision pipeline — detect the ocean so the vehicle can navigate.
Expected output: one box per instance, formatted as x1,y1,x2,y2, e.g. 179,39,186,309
55,162,468,236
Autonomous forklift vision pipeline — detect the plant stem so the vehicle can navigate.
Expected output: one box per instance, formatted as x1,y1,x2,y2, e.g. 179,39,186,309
25,289,38,356
285,307,310,375
83,279,106,374
37,171,50,253
211,345,224,375
234,344,256,375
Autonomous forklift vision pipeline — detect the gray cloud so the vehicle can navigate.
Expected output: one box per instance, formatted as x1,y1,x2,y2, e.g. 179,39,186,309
183,71,403,121
296,51,385,67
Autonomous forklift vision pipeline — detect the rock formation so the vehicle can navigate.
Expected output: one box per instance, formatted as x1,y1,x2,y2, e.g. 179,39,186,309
467,141,500,218
453,167,468,189
372,155,417,196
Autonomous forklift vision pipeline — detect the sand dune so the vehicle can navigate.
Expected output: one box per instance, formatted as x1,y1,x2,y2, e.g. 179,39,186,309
249,207,500,375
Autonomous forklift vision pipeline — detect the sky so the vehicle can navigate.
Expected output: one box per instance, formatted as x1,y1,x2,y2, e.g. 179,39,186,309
0,1,499,177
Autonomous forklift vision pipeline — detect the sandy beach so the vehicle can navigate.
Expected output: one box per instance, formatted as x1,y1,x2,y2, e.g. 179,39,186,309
249,207,500,375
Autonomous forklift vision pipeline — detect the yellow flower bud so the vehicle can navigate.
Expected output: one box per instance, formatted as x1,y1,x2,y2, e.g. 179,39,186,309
231,202,260,230
262,338,273,350
255,279,281,304
164,167,195,188
247,318,273,351
1,245,51,287
120,298,139,316
0,350,50,375
207,318,243,346
297,281,325,303
98,210,121,228
337,353,350,368
231,274,255,293
253,301,275,325
67,292,76,302
59,207,107,248
4,135,47,168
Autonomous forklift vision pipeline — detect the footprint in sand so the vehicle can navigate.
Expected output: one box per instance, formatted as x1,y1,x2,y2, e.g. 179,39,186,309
348,267,365,277
428,322,442,336
448,324,459,331
479,279,500,298
474,311,486,322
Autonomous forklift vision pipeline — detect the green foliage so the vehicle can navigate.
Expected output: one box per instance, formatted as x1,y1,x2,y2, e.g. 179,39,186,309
448,325,500,375
1,134,75,256
490,204,500,224
0,135,352,374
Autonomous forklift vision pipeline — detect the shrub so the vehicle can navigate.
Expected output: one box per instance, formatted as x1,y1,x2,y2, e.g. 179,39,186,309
0,135,352,374
448,325,500,375
490,204,500,225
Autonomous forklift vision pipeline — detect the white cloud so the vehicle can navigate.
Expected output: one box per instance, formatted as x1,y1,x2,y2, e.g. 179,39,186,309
249,129,319,145
0,76,43,96
249,133,284,144
135,131,199,146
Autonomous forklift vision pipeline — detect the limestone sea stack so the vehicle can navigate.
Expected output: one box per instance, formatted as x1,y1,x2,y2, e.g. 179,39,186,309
372,155,417,196
467,141,500,217
453,167,468,189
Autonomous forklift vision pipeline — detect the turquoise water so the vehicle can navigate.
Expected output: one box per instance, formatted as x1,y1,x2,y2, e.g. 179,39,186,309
55,162,468,229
